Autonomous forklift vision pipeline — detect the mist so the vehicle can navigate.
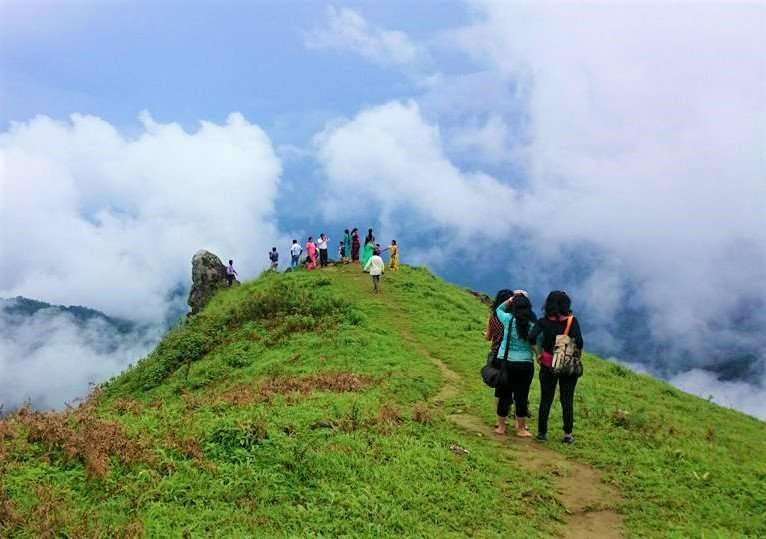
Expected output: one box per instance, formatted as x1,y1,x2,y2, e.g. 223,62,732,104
0,303,161,410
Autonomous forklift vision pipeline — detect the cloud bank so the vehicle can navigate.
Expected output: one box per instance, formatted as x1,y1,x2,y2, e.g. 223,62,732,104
1,112,282,321
0,303,158,409
311,4,766,416
1,112,284,409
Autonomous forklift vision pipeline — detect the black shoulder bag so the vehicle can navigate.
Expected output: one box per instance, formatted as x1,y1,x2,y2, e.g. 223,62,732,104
481,317,513,388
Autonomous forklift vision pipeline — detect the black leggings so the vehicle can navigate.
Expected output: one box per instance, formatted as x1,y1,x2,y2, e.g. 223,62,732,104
538,366,578,434
496,362,534,418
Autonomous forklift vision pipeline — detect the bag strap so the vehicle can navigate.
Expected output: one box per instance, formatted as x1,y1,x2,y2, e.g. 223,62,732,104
502,314,514,361
563,316,574,336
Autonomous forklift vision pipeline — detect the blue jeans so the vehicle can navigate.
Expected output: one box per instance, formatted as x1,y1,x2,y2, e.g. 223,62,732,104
291,255,299,268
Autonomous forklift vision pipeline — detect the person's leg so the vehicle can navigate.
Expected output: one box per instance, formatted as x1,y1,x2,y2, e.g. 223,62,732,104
322,249,328,266
496,389,512,435
559,375,579,438
372,275,380,292
537,366,557,439
512,362,534,437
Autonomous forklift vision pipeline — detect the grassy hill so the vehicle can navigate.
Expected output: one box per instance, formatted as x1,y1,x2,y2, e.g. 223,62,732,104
1,265,764,538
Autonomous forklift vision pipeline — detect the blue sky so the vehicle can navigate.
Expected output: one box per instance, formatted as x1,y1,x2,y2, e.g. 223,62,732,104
2,1,765,416
1,1,466,139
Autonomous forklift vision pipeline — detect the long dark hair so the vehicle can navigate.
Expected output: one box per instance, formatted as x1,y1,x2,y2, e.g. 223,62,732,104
491,289,514,315
510,295,535,340
544,290,572,318
365,229,374,244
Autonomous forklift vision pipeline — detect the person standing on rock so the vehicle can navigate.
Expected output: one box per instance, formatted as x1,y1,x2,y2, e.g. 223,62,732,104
364,248,385,293
317,233,330,267
351,228,361,262
226,260,238,286
290,240,302,269
493,293,537,437
529,291,584,444
268,247,279,270
306,237,318,270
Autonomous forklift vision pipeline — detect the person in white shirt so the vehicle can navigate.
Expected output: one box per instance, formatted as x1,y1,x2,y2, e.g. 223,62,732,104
289,240,302,269
316,233,330,267
226,260,238,287
363,249,385,293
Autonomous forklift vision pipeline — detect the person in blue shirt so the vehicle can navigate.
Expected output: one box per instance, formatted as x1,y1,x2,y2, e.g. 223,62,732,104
494,293,537,436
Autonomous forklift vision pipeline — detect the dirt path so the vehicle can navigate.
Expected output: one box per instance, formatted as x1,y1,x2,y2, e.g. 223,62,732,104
344,268,624,538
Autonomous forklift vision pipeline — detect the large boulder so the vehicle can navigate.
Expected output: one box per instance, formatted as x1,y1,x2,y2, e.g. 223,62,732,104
187,250,237,315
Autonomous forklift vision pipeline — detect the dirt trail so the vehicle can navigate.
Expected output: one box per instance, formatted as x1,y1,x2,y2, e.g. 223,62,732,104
345,268,624,538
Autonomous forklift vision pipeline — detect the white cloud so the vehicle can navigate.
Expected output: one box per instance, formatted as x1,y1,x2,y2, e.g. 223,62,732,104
314,100,519,239
448,114,513,164
305,6,424,68
0,112,283,322
671,369,765,420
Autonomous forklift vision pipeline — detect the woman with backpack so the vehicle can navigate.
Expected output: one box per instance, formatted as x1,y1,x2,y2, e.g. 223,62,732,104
493,293,537,437
529,291,584,444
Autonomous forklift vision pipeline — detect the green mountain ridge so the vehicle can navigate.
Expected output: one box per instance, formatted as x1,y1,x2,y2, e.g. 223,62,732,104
1,266,764,538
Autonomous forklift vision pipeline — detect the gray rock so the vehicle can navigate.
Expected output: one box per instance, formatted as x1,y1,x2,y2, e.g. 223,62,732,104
187,250,237,315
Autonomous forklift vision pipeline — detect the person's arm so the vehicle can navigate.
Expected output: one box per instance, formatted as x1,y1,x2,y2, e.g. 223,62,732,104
529,321,542,360
363,258,371,271
495,300,512,323
571,317,584,350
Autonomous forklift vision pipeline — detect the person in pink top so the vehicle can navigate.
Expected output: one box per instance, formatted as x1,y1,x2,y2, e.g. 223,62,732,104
305,237,318,270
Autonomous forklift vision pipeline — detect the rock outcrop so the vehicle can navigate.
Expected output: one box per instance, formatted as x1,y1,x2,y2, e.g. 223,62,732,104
187,250,236,315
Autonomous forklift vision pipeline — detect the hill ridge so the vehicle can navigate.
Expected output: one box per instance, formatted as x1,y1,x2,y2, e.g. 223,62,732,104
1,265,764,537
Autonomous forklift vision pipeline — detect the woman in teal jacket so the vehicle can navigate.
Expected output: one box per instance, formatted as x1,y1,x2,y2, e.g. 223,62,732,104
494,294,536,436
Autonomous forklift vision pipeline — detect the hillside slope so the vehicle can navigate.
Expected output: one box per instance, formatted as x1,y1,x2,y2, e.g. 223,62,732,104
1,266,764,538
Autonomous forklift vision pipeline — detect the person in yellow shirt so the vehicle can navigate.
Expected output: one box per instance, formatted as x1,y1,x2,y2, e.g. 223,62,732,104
387,240,399,271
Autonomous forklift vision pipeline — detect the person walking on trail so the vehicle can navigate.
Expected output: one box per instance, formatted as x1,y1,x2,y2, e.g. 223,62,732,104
529,291,584,444
268,247,279,270
343,229,352,262
226,259,238,286
317,233,330,267
289,240,302,269
351,228,361,262
494,293,537,437
364,248,385,293
305,237,318,270
361,229,375,271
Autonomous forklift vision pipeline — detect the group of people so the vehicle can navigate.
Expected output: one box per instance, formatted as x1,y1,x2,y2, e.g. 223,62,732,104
264,228,399,291
486,289,583,443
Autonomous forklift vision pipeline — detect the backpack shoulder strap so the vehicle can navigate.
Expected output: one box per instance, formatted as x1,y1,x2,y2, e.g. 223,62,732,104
563,316,574,336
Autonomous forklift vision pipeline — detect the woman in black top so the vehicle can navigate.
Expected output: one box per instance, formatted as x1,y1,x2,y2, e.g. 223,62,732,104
529,291,583,443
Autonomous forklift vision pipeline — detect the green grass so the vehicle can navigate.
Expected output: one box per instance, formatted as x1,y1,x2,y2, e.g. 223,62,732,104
1,265,764,538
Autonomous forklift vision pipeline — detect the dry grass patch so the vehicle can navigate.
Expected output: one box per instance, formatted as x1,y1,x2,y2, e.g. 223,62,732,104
7,403,151,479
412,402,433,425
219,372,374,406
